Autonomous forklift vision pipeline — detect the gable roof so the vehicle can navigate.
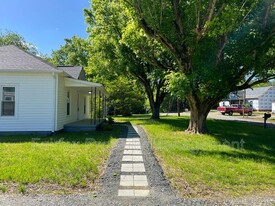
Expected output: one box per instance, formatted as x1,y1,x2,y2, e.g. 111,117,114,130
245,86,273,99
57,66,84,80
0,45,59,72
227,86,273,100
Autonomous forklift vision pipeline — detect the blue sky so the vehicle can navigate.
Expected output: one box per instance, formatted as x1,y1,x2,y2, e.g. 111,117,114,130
0,0,90,55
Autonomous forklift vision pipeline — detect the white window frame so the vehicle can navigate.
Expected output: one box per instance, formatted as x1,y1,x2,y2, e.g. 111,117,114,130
0,85,18,118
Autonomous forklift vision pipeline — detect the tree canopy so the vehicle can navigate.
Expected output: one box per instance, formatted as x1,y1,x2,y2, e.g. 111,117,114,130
85,0,174,118
0,31,38,55
50,36,90,67
120,0,274,133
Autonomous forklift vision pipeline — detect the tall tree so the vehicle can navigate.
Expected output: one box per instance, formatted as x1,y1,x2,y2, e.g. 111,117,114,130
0,31,38,55
85,0,172,119
122,0,275,133
50,36,90,67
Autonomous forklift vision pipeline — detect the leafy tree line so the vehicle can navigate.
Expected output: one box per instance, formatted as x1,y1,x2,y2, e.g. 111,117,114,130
84,1,172,119
0,31,38,55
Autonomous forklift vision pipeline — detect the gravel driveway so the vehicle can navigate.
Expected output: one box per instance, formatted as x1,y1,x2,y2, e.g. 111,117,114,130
0,124,274,206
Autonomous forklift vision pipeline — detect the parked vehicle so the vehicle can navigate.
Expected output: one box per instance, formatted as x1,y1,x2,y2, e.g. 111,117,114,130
217,104,253,116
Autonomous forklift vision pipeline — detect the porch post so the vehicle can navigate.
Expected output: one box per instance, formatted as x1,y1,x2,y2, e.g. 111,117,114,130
102,95,105,119
94,87,97,125
90,87,93,125
102,95,104,119
98,90,102,122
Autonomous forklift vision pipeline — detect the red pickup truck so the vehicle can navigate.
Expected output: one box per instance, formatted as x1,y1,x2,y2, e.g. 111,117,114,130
217,104,253,116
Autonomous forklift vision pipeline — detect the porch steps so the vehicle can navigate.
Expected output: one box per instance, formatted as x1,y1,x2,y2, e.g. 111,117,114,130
64,119,97,132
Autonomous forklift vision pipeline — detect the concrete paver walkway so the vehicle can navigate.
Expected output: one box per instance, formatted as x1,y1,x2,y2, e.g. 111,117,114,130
118,126,150,197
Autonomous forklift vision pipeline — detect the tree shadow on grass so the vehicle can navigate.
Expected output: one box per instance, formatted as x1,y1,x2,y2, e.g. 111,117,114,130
208,119,275,159
187,149,275,165
0,125,125,144
136,116,275,164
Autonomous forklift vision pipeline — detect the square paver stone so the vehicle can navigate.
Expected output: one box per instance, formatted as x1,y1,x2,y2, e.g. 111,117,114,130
134,175,148,187
133,163,146,172
123,150,142,155
118,189,134,197
121,163,146,172
134,190,150,197
125,145,141,150
126,138,140,142
134,175,147,181
133,156,143,161
121,164,133,172
125,142,140,145
120,175,134,186
122,155,143,162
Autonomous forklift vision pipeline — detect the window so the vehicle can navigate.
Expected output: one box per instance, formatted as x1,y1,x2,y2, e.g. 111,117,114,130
67,92,70,115
1,87,15,116
84,97,86,114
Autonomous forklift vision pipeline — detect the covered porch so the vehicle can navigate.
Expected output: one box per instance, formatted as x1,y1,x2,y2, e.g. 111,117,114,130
64,78,108,132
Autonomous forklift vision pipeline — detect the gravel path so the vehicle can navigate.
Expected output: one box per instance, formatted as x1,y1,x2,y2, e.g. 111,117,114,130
0,124,274,206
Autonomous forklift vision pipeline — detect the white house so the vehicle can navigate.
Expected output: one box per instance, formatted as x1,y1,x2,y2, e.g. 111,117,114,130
220,86,275,111
244,86,275,111
0,45,108,134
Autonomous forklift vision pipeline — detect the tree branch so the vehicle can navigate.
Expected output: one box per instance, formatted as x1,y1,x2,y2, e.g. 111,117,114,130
172,0,184,35
261,0,274,29
205,0,218,23
216,35,228,65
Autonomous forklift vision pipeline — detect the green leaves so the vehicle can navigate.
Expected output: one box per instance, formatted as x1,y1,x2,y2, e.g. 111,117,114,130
0,30,38,55
50,36,90,67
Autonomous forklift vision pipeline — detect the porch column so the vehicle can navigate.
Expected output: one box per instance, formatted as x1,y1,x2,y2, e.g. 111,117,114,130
90,87,93,125
99,90,101,122
102,95,105,119
94,87,97,125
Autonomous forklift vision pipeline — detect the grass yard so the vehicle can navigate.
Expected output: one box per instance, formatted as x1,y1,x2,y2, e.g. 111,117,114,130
0,124,121,194
115,115,275,199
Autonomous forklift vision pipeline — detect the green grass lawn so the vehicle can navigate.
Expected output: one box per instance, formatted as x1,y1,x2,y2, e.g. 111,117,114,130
116,115,275,198
0,124,121,194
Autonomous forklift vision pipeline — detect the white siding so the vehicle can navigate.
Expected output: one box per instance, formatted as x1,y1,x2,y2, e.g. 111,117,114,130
258,87,275,111
250,99,259,111
0,73,55,132
56,76,91,130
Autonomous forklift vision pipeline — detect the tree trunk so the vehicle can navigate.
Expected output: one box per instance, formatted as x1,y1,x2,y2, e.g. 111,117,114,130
186,96,211,134
186,108,209,134
151,103,160,119
177,97,180,117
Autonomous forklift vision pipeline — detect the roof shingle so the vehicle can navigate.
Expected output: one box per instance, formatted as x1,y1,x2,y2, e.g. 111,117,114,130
0,45,58,72
57,66,85,80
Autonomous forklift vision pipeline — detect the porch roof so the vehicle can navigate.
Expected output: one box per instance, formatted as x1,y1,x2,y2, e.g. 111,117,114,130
65,78,109,96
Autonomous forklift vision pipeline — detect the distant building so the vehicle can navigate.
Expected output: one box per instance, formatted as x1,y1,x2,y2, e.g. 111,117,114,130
220,86,275,111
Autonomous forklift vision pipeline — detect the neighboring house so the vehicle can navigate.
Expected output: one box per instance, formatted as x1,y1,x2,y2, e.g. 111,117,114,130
245,86,275,111
220,86,275,111
0,45,108,134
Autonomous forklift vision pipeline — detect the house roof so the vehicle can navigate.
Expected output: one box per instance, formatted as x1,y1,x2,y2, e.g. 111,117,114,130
0,45,59,72
245,86,273,99
227,86,273,100
57,66,83,79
